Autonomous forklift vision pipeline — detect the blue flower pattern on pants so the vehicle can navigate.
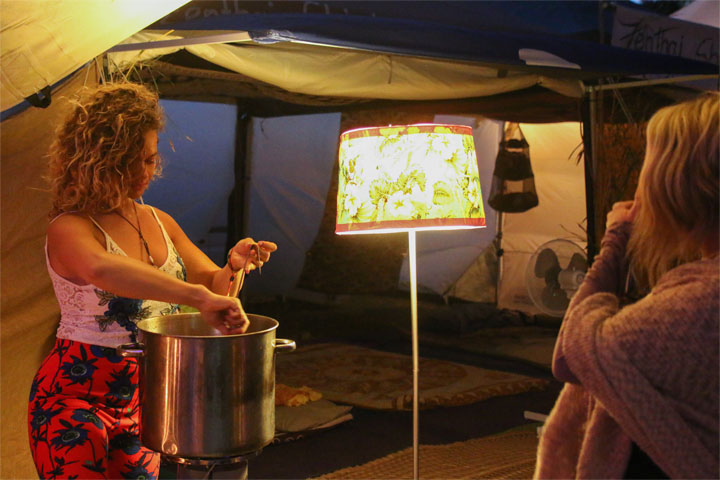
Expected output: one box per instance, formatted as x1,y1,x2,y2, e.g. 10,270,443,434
106,363,137,404
50,419,90,452
71,409,103,430
29,374,43,402
122,453,156,480
110,432,142,456
30,406,60,431
59,348,98,386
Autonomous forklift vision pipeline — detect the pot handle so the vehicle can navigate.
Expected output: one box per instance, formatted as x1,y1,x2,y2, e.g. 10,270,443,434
116,343,145,358
274,338,296,353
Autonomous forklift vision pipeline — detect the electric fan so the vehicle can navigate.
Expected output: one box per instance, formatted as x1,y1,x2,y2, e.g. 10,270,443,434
526,239,588,317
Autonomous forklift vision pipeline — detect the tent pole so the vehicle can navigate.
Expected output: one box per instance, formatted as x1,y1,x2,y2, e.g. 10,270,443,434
583,88,599,262
590,74,718,91
494,120,506,307
495,210,503,306
227,106,250,289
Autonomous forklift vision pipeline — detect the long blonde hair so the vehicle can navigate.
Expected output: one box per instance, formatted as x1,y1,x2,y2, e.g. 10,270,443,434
628,92,719,288
48,83,164,218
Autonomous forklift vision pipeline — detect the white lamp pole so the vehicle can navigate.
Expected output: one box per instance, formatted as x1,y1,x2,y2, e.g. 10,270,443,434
408,229,420,480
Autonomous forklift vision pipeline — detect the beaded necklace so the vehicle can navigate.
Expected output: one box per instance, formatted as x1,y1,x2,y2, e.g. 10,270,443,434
114,201,155,266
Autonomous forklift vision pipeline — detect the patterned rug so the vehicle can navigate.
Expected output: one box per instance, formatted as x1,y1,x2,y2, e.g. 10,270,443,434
276,343,549,411
312,427,539,479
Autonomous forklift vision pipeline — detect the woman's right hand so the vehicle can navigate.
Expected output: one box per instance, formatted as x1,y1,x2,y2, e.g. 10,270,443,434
198,291,250,334
228,238,278,274
606,200,637,229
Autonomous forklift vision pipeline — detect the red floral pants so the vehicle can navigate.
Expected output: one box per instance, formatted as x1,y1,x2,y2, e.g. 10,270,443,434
28,338,160,479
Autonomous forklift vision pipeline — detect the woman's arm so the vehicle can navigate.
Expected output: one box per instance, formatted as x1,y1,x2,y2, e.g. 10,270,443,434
556,268,719,480
47,214,247,332
154,208,276,295
552,201,636,383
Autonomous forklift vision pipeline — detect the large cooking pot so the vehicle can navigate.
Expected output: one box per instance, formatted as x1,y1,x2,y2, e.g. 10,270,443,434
117,313,295,459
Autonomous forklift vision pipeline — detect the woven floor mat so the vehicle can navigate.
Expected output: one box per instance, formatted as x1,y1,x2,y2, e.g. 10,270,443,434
277,343,549,411
312,427,539,479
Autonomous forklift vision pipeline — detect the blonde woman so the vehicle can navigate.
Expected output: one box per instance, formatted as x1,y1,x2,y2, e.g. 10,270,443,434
535,93,718,479
28,83,276,479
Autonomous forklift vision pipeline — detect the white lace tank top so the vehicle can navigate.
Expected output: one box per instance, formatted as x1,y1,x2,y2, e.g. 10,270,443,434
47,208,187,348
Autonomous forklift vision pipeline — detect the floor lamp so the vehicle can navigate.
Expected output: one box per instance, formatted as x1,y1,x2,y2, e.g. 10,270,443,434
335,124,486,479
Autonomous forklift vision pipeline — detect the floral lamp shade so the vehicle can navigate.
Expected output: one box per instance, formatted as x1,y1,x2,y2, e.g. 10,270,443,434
336,124,486,234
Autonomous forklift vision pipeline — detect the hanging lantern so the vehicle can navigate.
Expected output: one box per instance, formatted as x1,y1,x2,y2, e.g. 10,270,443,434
487,123,539,213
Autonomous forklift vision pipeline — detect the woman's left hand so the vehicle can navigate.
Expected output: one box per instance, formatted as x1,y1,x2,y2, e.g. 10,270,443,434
228,238,278,273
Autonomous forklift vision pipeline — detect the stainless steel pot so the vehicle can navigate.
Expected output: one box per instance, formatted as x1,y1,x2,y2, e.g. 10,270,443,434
117,313,295,459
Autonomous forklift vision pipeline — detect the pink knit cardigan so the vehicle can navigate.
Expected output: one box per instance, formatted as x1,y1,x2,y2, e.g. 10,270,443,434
534,223,719,479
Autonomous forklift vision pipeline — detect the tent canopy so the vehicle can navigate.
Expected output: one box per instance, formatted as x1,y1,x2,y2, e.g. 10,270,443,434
3,1,715,120
99,1,716,122
147,9,715,77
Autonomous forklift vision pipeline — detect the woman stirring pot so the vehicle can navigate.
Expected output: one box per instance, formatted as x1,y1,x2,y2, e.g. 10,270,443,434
28,82,276,479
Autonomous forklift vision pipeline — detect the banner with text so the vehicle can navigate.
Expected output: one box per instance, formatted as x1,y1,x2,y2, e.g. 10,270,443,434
612,5,718,65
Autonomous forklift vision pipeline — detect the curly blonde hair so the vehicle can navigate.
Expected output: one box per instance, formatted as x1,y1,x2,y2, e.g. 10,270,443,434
48,82,165,218
628,92,719,288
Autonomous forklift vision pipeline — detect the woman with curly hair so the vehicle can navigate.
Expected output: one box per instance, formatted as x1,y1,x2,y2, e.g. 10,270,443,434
534,92,719,479
28,82,277,479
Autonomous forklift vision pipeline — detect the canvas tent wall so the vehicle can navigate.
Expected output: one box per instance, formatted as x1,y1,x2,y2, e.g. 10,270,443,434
0,0,189,112
2,1,717,478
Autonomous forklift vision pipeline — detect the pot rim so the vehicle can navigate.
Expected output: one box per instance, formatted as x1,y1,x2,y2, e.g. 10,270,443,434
135,313,278,339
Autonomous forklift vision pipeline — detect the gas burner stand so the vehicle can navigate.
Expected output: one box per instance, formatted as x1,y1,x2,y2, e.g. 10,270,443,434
165,450,261,479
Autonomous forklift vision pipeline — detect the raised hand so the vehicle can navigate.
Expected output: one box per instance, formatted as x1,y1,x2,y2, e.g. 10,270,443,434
606,200,637,229
228,238,278,274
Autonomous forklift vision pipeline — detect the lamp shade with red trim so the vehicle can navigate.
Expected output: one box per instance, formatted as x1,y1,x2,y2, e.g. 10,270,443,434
336,124,486,234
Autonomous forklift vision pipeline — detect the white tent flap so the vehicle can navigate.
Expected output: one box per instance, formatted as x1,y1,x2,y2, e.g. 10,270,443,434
244,113,341,295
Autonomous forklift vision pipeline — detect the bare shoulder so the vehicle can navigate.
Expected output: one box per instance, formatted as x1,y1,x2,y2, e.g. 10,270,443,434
46,213,109,284
47,213,96,238
146,205,184,236
46,213,106,259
